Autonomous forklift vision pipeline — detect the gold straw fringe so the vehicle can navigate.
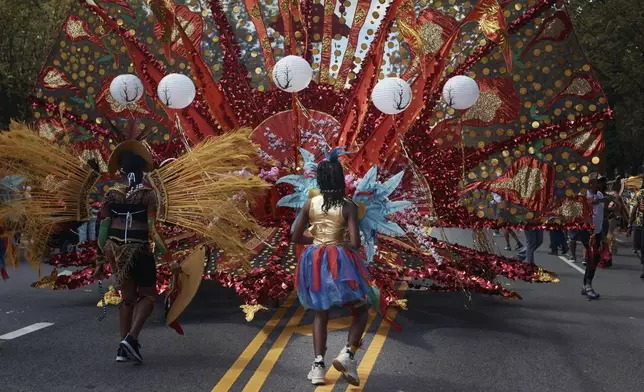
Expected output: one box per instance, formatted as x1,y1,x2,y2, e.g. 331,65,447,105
1,124,268,270
0,122,96,270
156,128,270,267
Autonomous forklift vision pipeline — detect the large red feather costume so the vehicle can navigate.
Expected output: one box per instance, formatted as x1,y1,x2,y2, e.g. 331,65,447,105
27,0,608,320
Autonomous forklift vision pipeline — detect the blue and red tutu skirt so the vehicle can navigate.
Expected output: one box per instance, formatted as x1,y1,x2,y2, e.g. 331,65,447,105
296,244,372,311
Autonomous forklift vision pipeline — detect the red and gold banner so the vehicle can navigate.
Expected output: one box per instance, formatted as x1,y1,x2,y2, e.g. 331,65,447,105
462,0,512,72
462,77,521,127
318,0,337,83
399,0,610,230
337,0,404,148
152,5,203,59
519,10,572,60
334,0,371,90
64,15,107,52
243,0,276,79
278,0,298,55
462,157,555,212
541,126,604,158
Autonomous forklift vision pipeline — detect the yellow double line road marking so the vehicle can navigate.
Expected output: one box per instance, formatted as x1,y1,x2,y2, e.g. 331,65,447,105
320,282,408,392
213,283,408,391
313,310,377,392
212,294,296,391
242,306,306,391
344,290,406,392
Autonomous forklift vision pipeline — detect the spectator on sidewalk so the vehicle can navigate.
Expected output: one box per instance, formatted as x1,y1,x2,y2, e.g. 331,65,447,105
518,229,543,265
490,192,524,251
628,181,644,278
633,225,641,257
606,176,627,255
567,230,588,263
503,229,523,251
78,204,98,245
548,230,568,256
491,193,502,238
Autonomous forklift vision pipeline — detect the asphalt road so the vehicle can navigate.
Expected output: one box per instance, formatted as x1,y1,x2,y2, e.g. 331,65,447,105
2,229,644,392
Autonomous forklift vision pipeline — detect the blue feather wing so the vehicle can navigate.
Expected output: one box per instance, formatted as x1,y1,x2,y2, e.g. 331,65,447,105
299,148,316,165
276,172,317,210
275,174,303,186
276,193,308,209
361,213,406,237
355,166,378,194
375,171,405,199
353,167,413,263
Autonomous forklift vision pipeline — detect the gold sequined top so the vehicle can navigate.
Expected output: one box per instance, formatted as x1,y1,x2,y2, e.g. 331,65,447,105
309,195,348,246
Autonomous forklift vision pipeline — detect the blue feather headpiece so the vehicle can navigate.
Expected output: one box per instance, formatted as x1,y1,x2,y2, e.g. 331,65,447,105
323,146,352,162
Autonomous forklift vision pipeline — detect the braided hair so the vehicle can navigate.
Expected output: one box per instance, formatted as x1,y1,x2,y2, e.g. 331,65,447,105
119,151,146,186
317,158,346,212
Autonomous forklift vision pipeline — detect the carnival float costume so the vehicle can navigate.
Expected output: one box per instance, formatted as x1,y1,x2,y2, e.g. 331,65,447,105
24,0,615,321
0,121,269,361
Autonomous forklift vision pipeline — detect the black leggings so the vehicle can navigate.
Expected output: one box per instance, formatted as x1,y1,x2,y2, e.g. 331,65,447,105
580,232,602,285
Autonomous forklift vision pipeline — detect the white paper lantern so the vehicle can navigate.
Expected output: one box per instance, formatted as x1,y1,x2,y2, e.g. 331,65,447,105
272,56,313,93
371,77,413,114
442,75,480,110
157,73,196,109
109,74,144,104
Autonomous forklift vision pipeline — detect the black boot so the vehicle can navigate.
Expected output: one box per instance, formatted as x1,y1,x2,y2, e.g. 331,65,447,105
640,265,644,279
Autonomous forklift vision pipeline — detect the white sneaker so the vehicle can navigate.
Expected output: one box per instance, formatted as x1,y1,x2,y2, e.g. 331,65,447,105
333,347,359,386
307,362,326,385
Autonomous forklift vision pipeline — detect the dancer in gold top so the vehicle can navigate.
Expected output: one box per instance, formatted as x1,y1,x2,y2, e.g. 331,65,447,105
292,149,372,386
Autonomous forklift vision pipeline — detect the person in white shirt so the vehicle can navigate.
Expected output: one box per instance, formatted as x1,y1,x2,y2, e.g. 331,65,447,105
581,175,608,300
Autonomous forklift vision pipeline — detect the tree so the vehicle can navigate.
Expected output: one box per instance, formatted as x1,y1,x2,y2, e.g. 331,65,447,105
569,0,644,175
0,0,74,129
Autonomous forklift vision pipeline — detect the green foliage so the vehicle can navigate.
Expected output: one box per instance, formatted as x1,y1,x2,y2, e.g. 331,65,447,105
569,0,644,175
0,0,73,128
